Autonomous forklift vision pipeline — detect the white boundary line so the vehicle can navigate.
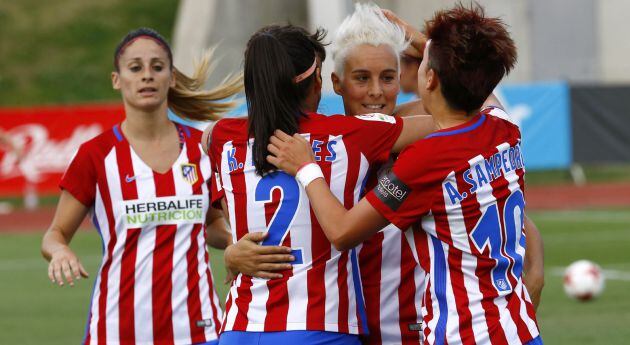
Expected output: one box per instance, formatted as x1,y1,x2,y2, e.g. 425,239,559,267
550,266,630,282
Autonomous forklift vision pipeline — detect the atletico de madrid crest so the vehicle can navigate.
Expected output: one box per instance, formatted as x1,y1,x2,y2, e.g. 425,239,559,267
181,163,198,185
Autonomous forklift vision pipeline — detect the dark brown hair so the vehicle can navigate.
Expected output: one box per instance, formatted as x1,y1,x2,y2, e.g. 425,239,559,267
245,24,327,175
424,3,516,113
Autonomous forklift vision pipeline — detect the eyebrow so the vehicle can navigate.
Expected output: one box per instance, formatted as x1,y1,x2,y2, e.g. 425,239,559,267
125,57,167,64
351,68,398,74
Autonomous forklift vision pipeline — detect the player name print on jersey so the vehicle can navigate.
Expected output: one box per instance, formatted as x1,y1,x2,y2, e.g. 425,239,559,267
443,141,525,206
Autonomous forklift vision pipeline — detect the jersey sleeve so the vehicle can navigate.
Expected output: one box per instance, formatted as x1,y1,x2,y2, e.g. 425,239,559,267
59,144,97,207
208,126,225,210
365,142,436,230
349,113,403,164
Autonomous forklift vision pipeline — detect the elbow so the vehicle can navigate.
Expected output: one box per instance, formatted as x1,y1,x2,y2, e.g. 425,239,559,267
331,239,353,252
327,226,357,252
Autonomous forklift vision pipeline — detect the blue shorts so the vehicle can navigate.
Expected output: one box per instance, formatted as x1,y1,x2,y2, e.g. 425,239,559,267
525,335,543,345
219,331,361,345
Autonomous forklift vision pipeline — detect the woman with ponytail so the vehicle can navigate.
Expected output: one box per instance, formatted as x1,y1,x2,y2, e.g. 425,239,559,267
205,23,434,344
42,27,242,345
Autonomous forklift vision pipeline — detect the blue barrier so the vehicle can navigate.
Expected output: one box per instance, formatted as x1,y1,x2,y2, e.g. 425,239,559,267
496,81,571,170
171,82,571,171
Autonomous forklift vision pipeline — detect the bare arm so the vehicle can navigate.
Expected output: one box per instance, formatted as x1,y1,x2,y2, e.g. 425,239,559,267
522,215,544,310
267,131,388,251
41,191,90,286
392,115,435,153
205,206,232,250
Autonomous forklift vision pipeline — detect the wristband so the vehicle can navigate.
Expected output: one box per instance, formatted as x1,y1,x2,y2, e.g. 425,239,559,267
296,163,324,187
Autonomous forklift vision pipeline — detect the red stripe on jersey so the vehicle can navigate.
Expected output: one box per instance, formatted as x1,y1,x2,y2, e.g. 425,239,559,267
221,288,234,333
399,238,421,345
203,232,222,336
184,134,213,342
423,279,433,344
306,140,333,329
115,140,140,345
359,233,383,344
264,188,290,331
186,224,206,344
94,145,122,345
230,142,253,331
337,251,350,333
119,229,140,344
152,170,177,345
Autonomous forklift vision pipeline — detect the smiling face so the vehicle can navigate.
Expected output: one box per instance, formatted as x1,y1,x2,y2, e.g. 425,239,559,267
112,38,175,112
332,44,399,116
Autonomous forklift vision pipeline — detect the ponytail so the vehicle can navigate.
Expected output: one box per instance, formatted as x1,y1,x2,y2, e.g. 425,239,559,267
245,25,327,176
169,48,244,121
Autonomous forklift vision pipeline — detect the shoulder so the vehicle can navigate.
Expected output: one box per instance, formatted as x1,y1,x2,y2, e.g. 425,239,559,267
77,126,118,158
208,117,248,149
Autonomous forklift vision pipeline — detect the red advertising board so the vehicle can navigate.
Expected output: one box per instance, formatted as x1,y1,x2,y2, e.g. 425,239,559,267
0,103,124,195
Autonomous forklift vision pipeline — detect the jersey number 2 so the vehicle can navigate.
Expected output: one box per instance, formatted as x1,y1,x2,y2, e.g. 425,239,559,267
255,172,303,264
470,190,525,293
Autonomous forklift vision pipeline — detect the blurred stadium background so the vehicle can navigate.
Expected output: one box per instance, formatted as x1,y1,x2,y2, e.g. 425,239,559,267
0,0,629,344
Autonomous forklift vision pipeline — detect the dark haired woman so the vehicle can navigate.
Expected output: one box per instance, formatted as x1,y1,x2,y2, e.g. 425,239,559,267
41,27,242,345
205,23,434,344
267,4,543,345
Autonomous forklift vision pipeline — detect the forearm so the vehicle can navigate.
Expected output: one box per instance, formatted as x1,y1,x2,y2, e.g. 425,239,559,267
305,178,385,251
523,215,544,308
41,228,71,261
206,216,232,250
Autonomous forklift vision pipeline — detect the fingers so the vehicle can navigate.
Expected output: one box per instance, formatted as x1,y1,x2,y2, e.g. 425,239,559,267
78,261,89,278
267,142,281,156
61,260,75,286
258,262,293,271
243,232,267,242
266,154,280,167
256,245,293,255
273,130,293,141
52,261,64,286
253,271,284,280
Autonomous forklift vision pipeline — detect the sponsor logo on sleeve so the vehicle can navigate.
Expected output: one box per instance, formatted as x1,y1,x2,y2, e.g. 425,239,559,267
355,113,397,124
374,170,410,211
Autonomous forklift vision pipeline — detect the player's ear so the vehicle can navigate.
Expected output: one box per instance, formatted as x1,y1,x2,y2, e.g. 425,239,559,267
112,71,121,90
426,68,438,91
331,72,342,96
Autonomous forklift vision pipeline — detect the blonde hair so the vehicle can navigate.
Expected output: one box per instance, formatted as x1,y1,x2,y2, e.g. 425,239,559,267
169,48,243,122
332,2,408,77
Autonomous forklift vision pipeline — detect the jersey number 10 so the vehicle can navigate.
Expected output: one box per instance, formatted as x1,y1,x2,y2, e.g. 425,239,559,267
470,190,526,293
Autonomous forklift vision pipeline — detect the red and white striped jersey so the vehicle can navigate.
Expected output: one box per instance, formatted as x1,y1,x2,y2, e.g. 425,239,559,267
358,226,425,345
366,107,540,345
61,123,223,345
208,112,403,334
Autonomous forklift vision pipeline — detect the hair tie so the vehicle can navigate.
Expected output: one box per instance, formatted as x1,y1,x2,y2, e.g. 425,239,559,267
294,57,318,83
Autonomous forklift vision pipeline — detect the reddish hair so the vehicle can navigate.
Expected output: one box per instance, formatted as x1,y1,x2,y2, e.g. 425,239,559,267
424,3,516,113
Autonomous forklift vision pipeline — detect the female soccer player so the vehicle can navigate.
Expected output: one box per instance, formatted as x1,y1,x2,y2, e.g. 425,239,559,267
206,23,434,344
41,27,242,345
267,4,543,345
328,4,424,344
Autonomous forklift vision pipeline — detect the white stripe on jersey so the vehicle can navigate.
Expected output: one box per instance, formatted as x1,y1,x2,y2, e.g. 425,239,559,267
198,144,222,339
130,148,156,343
378,226,402,341
104,147,123,344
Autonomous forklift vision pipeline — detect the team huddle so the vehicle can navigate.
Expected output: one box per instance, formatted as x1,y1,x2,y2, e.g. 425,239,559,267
42,3,544,345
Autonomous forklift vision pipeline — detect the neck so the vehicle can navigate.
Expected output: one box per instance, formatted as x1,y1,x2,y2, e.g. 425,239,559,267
121,102,173,141
430,96,479,130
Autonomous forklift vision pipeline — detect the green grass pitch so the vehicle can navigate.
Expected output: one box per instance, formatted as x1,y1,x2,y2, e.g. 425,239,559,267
0,208,629,344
